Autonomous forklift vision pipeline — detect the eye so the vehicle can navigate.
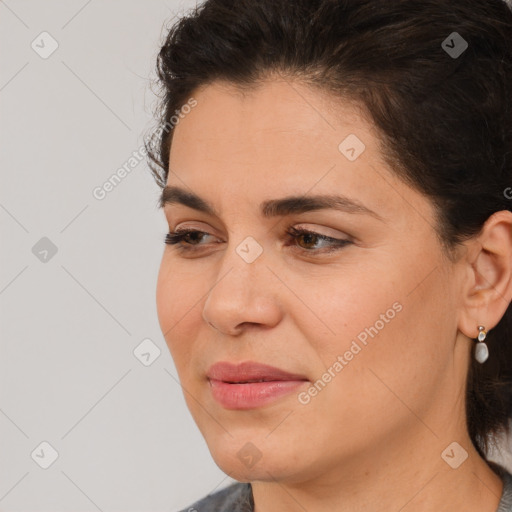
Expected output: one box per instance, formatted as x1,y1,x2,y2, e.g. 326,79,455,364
164,226,352,255
165,229,214,247
284,226,352,253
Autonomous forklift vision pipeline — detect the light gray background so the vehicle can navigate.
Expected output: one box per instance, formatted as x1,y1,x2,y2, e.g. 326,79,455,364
1,1,511,511
0,1,235,511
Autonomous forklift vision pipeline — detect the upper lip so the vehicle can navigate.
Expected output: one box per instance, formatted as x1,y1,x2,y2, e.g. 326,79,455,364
206,361,308,383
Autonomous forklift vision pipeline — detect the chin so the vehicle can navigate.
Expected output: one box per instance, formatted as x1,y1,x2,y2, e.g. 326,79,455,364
204,431,305,483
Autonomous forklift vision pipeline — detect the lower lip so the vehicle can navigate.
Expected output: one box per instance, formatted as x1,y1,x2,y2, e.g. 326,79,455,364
209,379,307,409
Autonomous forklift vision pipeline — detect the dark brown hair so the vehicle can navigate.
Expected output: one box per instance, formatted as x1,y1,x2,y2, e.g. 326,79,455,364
146,0,512,459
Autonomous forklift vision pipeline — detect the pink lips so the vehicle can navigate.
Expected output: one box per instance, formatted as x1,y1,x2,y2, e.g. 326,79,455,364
206,361,309,409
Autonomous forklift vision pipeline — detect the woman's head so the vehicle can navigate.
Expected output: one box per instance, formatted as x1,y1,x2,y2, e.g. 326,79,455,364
149,0,512,482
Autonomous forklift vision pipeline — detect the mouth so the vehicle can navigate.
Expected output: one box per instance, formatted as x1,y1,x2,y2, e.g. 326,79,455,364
224,379,284,383
206,360,309,383
206,361,309,409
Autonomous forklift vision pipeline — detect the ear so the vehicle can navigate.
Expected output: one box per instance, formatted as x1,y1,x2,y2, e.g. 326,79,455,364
458,210,512,339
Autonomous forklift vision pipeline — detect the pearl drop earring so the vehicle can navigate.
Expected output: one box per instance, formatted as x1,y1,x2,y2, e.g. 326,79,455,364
474,325,489,363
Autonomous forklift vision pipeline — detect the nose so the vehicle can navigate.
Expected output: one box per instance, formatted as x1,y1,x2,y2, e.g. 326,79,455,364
201,251,283,336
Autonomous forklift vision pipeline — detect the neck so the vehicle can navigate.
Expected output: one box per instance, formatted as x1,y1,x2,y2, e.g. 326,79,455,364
250,427,504,512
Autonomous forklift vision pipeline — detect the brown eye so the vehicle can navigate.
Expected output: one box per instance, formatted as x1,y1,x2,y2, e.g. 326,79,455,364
296,231,320,249
164,230,215,247
163,226,352,255
285,227,352,254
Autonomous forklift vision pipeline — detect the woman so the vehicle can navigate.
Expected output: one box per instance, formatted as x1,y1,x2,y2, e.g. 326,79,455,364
146,0,512,510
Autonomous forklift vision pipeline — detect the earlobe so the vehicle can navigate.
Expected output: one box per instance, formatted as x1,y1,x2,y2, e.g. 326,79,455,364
457,210,512,340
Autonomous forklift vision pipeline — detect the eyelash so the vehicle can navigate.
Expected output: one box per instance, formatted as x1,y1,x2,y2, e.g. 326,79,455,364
164,226,352,255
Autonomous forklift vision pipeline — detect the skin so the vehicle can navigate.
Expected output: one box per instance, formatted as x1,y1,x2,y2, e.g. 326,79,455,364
156,77,512,512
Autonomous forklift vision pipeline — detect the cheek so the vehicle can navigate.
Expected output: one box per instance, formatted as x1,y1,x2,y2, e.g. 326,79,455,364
302,260,455,433
313,245,450,357
155,258,175,334
289,261,402,356
155,258,203,361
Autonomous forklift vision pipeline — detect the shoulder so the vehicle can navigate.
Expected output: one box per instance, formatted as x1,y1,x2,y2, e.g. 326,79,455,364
492,462,512,512
176,482,253,512
498,470,512,512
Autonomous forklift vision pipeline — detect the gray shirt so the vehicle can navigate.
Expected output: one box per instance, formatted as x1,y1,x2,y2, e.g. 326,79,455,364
178,464,512,512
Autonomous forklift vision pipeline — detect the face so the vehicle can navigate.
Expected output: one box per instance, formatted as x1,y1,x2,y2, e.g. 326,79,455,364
156,78,467,484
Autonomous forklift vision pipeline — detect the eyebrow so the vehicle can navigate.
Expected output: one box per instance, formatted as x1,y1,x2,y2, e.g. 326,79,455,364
159,185,383,221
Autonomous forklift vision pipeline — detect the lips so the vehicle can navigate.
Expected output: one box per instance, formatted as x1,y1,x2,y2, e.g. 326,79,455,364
206,361,309,410
206,361,308,383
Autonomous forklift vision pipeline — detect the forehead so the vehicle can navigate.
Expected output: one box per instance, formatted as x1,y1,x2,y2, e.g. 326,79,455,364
166,79,432,226
171,78,371,165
